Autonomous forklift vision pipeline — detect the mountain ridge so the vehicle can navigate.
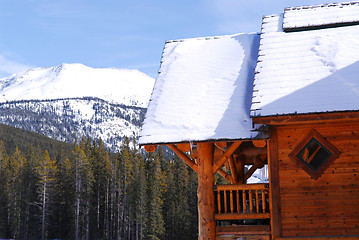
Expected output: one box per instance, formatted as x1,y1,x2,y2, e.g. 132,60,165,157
0,63,155,151
0,63,155,108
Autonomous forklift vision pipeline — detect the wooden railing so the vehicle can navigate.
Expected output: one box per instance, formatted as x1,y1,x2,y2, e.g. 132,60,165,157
214,183,270,220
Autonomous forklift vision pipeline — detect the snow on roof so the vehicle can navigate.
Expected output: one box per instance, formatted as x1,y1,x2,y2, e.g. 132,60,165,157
139,33,261,145
283,2,359,31
251,4,359,117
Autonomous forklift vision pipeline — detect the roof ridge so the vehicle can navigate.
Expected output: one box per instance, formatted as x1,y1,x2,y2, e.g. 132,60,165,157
284,1,359,11
165,32,258,44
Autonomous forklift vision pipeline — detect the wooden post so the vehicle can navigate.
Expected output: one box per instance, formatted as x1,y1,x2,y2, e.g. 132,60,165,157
235,155,245,184
268,130,282,239
197,142,216,240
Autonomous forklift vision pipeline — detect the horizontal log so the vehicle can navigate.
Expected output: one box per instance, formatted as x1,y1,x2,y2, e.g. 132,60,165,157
216,225,270,235
216,235,270,240
216,225,270,232
215,183,268,191
252,140,267,148
276,236,359,240
282,227,359,234
239,147,267,156
281,199,359,208
280,189,359,198
252,111,359,125
215,212,270,220
281,209,359,218
282,215,359,224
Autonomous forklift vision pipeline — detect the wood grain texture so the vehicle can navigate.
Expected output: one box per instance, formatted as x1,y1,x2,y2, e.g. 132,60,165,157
276,121,359,237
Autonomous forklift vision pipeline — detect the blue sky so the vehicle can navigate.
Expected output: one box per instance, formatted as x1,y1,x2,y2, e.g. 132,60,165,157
0,0,348,79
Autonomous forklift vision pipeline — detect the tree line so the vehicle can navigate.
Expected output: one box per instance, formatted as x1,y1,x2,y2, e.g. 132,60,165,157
0,137,198,240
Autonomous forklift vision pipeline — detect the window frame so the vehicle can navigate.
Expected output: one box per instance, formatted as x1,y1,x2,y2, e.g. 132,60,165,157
288,129,341,180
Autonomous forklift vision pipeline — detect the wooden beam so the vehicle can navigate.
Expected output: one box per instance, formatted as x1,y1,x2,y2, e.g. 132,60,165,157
268,129,282,238
244,159,264,182
212,141,242,174
167,144,198,173
215,212,270,220
197,142,216,240
239,147,267,157
252,111,359,125
144,145,157,152
216,168,233,184
228,156,239,184
235,155,245,184
216,225,270,235
215,183,268,191
252,140,267,148
177,143,191,152
214,141,227,150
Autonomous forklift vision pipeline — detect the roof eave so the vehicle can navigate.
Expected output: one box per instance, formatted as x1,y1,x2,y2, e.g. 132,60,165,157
252,110,359,125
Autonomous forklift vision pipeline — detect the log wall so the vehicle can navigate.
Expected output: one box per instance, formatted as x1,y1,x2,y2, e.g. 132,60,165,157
275,120,359,237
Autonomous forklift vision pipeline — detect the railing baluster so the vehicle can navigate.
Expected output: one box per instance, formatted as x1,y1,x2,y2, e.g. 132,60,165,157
224,190,228,213
217,190,221,214
236,190,240,213
262,190,266,213
230,190,234,213
256,190,259,213
249,190,253,213
242,190,246,213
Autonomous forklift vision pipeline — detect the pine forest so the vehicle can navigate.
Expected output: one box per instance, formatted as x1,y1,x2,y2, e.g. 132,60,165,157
0,127,199,240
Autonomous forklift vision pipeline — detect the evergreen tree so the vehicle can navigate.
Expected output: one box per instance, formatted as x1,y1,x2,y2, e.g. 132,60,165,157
163,159,177,239
0,141,9,237
54,146,74,239
36,150,58,240
188,166,198,239
89,138,112,240
163,155,192,240
23,146,42,239
118,137,134,240
5,147,27,239
130,139,147,240
173,157,192,240
70,144,94,240
146,149,167,240
0,131,200,240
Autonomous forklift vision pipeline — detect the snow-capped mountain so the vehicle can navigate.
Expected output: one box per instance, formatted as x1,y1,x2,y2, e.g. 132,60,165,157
0,63,154,107
0,63,155,151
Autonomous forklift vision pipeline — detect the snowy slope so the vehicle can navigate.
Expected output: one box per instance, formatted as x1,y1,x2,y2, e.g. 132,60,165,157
0,63,155,151
0,63,155,108
0,98,145,152
283,2,359,31
139,33,261,145
251,11,359,117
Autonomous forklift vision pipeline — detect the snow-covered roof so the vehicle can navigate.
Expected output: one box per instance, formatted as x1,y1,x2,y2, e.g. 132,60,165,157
283,2,359,31
139,33,261,145
251,2,359,117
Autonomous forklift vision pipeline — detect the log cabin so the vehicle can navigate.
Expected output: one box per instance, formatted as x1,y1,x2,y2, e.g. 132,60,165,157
139,2,359,239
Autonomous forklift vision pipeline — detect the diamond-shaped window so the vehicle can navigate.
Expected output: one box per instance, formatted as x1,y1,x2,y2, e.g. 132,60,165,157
289,129,341,180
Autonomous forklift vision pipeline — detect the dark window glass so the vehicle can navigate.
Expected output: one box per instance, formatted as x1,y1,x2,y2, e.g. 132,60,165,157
297,138,332,171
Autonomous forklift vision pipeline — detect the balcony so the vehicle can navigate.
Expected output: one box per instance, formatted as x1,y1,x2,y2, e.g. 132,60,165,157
214,183,271,240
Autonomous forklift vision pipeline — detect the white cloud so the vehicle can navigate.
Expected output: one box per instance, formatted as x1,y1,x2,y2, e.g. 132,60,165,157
0,55,33,78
